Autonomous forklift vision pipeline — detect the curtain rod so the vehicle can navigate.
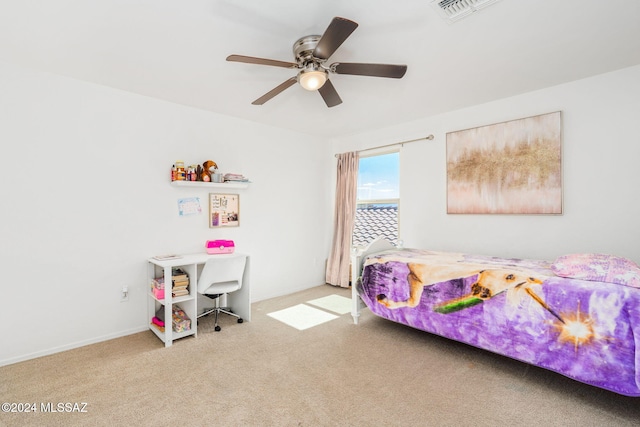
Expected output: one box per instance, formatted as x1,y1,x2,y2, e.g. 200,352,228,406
335,134,434,157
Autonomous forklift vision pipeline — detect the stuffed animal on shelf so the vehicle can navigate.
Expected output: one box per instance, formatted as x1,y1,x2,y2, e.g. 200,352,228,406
201,160,218,182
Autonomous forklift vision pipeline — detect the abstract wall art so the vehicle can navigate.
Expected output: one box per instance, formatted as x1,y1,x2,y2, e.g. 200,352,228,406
446,111,562,214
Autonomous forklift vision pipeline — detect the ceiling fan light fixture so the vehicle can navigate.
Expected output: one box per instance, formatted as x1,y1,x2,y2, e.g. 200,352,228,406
228,17,406,107
298,68,327,91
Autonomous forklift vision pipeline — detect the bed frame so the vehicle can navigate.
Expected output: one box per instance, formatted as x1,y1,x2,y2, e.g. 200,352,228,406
350,237,396,324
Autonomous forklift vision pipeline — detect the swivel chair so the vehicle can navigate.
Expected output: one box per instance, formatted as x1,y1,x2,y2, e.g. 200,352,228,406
196,255,247,332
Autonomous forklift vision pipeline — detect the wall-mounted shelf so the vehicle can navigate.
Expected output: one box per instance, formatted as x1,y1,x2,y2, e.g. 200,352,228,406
171,181,249,189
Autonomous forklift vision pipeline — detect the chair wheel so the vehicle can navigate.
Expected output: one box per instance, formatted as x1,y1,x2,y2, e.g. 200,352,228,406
237,318,243,323
215,325,221,332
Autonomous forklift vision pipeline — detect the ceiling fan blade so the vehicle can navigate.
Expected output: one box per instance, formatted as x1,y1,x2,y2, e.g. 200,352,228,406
333,63,408,78
227,54,297,69
251,77,297,105
313,17,358,60
318,79,342,108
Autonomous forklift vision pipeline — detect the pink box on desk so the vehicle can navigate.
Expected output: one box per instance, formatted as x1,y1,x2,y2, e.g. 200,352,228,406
206,240,235,254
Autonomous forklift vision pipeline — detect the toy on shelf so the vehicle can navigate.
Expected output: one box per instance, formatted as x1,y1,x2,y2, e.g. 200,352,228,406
171,159,219,182
201,160,218,182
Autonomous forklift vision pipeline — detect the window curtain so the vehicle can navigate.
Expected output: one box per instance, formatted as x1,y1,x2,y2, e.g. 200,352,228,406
326,151,358,287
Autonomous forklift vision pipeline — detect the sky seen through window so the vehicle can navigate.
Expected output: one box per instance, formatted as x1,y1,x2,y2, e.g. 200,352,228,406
357,152,399,201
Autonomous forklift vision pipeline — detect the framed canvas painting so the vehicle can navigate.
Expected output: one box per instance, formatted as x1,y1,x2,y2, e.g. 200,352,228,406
446,111,562,214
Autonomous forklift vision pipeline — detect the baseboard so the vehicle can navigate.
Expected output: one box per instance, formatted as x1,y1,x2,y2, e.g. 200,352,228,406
0,326,149,367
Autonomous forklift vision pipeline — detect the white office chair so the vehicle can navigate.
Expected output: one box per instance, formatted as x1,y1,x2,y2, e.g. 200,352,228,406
196,255,247,332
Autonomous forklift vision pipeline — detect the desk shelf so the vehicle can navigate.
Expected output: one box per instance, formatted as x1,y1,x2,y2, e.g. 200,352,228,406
149,323,194,342
171,181,249,189
146,252,251,348
148,292,194,305
147,261,198,347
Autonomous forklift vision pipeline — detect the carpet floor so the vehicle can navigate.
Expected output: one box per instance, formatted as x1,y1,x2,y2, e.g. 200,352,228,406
1,284,639,426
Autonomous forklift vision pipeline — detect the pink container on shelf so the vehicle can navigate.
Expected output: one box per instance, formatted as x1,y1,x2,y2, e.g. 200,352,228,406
206,240,235,254
153,287,165,300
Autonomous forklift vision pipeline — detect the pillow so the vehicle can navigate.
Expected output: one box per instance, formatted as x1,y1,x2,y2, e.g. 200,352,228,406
551,253,640,288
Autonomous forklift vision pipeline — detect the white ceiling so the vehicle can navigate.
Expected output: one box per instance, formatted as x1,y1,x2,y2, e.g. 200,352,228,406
1,0,639,138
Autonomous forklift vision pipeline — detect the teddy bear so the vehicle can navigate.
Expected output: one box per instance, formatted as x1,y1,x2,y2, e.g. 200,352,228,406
200,160,218,182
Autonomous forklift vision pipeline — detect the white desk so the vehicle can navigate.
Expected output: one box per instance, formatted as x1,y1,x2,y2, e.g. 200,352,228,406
147,252,250,347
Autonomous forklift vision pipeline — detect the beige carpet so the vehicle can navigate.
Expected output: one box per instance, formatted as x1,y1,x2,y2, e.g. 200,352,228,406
1,284,639,427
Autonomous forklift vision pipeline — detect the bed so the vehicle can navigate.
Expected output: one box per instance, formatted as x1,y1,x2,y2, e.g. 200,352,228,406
350,238,640,396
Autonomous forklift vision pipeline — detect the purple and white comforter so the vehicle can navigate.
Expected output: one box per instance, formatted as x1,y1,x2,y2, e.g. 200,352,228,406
358,249,640,396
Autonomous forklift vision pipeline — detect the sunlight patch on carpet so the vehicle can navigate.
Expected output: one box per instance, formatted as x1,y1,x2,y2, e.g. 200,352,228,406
267,304,339,330
306,294,352,315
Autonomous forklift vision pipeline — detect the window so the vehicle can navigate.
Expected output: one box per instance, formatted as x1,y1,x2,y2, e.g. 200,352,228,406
353,151,399,247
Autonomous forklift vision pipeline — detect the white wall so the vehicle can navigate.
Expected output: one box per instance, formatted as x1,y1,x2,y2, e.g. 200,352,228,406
332,65,640,264
4,61,638,367
0,61,333,366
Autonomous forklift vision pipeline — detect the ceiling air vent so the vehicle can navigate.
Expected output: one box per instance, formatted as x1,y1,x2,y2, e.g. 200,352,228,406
430,0,502,23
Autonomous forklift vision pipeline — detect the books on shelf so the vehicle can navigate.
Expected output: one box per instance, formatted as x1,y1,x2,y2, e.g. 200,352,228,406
152,254,182,261
150,267,190,300
223,173,249,182
172,288,189,297
172,267,189,297
172,268,188,282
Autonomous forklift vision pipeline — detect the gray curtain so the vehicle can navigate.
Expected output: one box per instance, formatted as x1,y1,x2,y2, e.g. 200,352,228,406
326,152,358,287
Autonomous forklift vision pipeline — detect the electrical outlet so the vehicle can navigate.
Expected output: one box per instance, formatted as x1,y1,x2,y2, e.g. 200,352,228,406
120,285,129,302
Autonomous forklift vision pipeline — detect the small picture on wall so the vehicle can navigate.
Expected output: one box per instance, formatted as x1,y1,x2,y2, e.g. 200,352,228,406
446,111,562,215
209,193,239,227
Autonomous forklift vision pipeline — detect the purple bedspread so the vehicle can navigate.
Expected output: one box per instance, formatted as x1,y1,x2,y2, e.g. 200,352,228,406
358,249,640,396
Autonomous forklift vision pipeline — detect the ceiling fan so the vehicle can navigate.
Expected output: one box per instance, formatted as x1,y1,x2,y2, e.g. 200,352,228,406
226,17,408,108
